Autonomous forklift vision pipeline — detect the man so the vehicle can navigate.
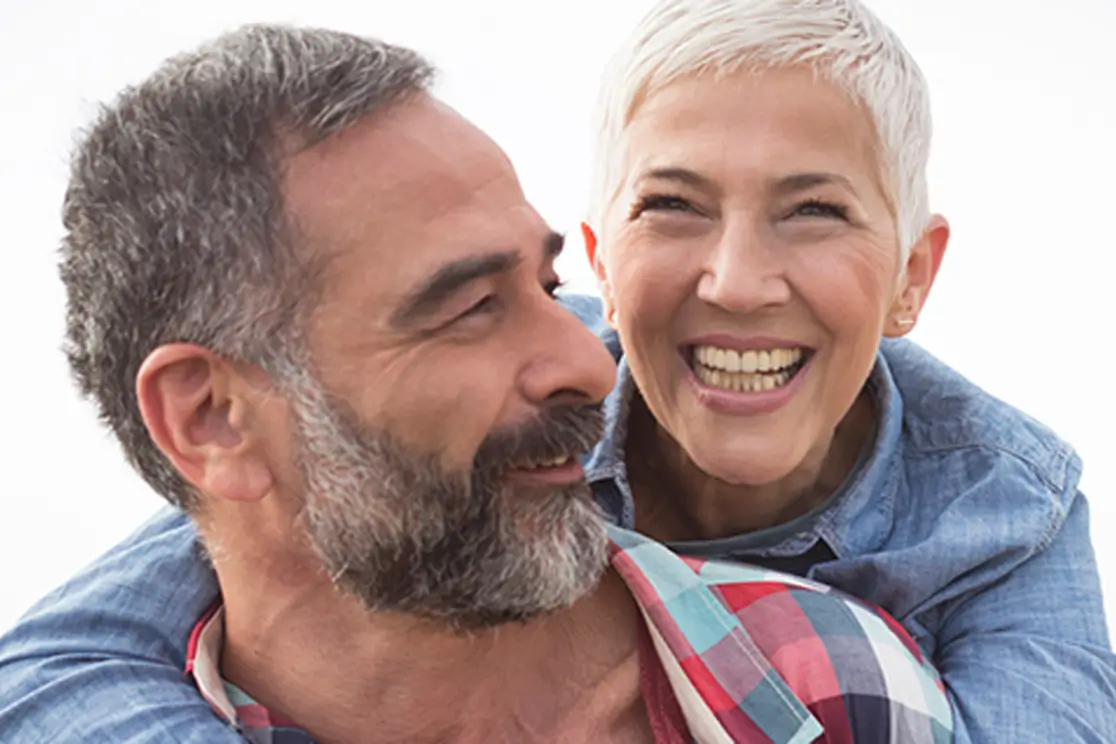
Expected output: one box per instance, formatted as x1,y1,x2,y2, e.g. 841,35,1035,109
0,25,951,743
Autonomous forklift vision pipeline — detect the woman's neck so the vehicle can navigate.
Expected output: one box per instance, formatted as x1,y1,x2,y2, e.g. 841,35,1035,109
627,389,877,542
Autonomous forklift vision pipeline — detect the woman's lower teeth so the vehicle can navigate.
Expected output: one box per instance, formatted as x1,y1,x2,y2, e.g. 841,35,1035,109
696,364,793,392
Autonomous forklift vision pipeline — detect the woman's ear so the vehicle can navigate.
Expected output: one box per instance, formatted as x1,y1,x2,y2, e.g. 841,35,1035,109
581,221,600,271
885,214,950,337
581,222,618,328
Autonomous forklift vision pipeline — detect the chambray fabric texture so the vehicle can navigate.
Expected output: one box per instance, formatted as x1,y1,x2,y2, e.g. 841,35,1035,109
0,293,1113,742
181,525,951,744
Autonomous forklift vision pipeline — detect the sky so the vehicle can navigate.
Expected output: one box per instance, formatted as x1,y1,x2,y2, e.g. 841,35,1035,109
1,0,1113,635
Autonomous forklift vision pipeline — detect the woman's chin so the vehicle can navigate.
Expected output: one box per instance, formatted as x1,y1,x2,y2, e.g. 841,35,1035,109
688,447,801,489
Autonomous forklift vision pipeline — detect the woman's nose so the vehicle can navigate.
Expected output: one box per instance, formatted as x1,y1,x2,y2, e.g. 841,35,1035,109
696,223,791,314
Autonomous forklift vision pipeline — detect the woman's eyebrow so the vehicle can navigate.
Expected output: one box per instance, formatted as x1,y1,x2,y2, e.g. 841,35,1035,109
771,172,859,199
635,166,717,193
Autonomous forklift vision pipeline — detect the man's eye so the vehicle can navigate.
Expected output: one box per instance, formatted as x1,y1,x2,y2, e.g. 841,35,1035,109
628,194,698,220
459,295,497,319
543,279,566,299
790,199,849,221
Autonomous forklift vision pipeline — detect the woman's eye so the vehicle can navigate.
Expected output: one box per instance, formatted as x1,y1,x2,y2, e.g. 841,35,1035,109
629,194,698,220
791,199,849,221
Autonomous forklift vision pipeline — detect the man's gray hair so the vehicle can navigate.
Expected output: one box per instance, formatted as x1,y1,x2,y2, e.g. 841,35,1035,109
59,25,436,510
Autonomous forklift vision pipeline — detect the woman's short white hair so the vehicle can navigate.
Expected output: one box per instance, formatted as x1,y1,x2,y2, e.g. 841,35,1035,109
589,0,933,259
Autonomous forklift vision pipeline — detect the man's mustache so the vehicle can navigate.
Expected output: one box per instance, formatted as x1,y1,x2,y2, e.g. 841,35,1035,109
473,404,605,473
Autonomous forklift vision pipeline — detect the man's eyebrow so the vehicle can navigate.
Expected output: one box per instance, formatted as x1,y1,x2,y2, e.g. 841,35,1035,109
390,252,519,329
771,172,859,198
390,231,565,329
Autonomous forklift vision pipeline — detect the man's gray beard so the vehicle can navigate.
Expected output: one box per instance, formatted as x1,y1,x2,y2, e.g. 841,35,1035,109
281,368,610,631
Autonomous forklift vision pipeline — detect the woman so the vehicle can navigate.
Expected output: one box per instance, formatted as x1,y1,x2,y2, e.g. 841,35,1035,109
568,1,1114,740
2,0,1112,742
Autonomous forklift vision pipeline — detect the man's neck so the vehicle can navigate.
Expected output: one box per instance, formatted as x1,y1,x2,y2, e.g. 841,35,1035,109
216,560,652,744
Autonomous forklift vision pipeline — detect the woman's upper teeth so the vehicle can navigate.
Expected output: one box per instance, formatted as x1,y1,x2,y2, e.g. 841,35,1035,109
693,345,803,373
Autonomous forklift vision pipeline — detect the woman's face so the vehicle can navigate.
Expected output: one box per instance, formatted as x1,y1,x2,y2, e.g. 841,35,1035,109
596,67,941,487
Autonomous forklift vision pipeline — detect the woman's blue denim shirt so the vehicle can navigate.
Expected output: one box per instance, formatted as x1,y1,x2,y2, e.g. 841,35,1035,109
562,293,1116,743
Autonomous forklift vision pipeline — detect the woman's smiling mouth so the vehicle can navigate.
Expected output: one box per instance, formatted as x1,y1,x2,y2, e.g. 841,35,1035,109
688,343,813,392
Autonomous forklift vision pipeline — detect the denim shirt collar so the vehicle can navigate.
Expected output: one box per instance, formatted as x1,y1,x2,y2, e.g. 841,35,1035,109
584,344,907,559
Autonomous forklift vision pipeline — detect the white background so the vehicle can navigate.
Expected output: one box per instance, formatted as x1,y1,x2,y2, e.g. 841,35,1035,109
1,0,1113,636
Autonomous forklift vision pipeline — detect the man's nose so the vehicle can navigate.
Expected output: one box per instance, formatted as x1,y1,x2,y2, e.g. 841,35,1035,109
518,298,617,409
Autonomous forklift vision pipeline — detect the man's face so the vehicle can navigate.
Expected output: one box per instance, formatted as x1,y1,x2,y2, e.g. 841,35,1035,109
272,95,618,629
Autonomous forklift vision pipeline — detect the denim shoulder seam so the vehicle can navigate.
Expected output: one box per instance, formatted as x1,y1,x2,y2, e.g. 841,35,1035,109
901,436,1078,498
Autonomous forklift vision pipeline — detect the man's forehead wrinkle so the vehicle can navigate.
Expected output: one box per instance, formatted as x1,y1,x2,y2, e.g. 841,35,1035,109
288,153,512,251
276,89,543,345
281,94,519,226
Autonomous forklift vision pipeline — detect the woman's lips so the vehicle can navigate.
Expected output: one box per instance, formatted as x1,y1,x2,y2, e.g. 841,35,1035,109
680,345,814,416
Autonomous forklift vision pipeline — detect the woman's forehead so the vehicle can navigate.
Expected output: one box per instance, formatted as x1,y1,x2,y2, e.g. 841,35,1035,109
618,68,890,199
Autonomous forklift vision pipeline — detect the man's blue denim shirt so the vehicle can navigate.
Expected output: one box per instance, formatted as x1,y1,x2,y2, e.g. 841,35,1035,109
1,293,1113,743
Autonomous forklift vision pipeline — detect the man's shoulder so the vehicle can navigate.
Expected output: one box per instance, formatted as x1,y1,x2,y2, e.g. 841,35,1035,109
609,528,954,743
882,338,1080,502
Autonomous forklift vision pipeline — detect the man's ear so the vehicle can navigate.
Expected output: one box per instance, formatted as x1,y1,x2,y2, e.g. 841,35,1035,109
581,222,618,328
136,344,275,503
885,214,950,338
